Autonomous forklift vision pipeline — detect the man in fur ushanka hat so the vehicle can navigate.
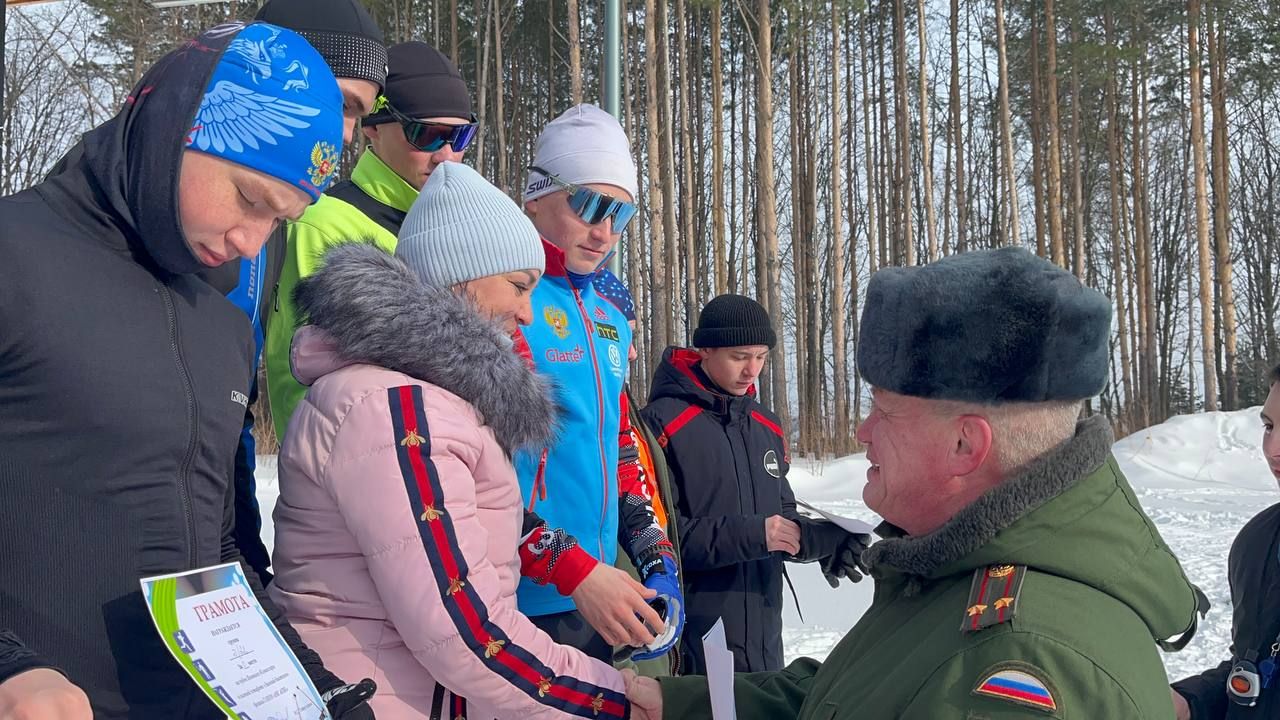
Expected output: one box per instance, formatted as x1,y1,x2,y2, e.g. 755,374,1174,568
627,247,1208,720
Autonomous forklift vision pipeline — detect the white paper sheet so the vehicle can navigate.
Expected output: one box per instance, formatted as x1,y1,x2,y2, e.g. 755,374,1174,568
141,563,330,720
794,499,880,536
702,618,738,720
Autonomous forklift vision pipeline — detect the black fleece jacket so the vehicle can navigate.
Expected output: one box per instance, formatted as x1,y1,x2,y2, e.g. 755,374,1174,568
1173,502,1280,719
0,26,342,718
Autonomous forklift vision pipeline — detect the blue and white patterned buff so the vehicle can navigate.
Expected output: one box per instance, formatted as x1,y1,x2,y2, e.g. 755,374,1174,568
187,22,344,201
594,268,636,322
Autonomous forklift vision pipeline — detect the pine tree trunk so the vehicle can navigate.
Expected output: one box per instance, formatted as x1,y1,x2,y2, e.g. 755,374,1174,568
995,0,1021,247
892,0,916,265
789,51,806,452
1104,10,1134,429
1136,51,1157,425
1207,4,1237,409
805,47,821,453
710,1,727,296
947,0,967,255
676,0,697,336
1029,5,1047,258
1069,21,1085,279
877,13,891,269
546,0,556,118
450,0,458,64
567,0,582,104
861,15,880,275
1188,0,1218,410
643,0,669,353
474,0,492,175
831,8,849,452
801,31,820,454
916,0,937,261
755,0,789,433
1044,0,1066,267
728,17,740,294
492,0,508,193
847,11,863,432
656,0,680,343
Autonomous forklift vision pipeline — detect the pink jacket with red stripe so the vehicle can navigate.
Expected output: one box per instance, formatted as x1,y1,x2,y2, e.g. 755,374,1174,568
267,244,629,720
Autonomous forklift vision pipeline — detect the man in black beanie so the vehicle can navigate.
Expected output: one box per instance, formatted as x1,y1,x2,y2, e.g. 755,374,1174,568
639,294,867,675
628,248,1205,720
264,40,476,445
224,0,391,593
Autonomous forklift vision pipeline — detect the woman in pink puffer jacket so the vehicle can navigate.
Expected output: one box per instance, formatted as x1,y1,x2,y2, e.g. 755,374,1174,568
268,163,629,719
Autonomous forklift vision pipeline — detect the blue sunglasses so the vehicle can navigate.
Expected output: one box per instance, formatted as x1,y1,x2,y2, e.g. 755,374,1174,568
389,105,478,153
529,165,637,233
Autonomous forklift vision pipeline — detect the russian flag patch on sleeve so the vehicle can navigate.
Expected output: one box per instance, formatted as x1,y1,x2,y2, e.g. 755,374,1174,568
973,663,1059,713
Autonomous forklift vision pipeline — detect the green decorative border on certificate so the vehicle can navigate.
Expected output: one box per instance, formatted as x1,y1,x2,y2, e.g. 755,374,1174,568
144,575,239,717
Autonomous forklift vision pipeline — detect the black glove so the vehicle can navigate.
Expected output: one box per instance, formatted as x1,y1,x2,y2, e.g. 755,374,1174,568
820,533,871,588
789,518,845,563
322,678,377,719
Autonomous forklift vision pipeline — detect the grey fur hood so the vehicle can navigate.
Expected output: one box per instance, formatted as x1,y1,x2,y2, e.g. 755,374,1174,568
291,242,556,456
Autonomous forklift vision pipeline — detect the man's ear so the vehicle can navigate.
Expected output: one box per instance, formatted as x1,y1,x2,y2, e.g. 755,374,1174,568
362,123,380,143
950,414,994,477
523,195,539,220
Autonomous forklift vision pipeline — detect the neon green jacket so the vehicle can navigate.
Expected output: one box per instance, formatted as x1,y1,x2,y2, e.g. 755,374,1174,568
264,150,416,438
659,416,1203,719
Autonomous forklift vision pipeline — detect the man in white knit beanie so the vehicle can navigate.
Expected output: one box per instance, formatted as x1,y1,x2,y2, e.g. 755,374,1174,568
514,105,685,669
523,104,640,275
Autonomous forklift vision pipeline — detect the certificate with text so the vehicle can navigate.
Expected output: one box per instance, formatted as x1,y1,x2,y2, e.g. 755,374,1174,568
141,562,330,720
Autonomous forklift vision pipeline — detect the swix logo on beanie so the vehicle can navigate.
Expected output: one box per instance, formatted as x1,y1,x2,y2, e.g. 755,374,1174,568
525,176,554,197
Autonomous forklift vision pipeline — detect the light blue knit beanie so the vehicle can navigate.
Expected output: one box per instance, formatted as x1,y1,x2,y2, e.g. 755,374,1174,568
396,162,545,287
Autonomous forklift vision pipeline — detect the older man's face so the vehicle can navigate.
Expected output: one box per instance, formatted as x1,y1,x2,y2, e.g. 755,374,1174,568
855,389,959,535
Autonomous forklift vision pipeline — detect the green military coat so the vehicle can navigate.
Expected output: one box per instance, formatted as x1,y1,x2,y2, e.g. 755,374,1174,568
660,415,1203,719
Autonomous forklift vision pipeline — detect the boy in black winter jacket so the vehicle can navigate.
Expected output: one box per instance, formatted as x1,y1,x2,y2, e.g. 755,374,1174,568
639,294,867,674
1171,364,1280,719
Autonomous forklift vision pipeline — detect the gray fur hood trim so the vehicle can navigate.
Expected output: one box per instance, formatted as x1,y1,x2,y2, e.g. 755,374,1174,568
293,242,556,456
863,413,1114,580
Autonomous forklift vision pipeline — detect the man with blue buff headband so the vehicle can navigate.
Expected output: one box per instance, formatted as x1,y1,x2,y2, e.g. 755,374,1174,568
0,22,375,719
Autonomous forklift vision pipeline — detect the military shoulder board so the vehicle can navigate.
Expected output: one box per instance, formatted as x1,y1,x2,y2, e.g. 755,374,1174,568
961,564,1028,633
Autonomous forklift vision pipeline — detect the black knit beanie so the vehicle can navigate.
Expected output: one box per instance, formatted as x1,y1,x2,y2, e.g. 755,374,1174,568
255,0,388,89
363,42,473,124
693,294,777,349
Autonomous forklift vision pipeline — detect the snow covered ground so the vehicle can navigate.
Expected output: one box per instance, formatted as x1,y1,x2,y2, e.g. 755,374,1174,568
254,407,1276,682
